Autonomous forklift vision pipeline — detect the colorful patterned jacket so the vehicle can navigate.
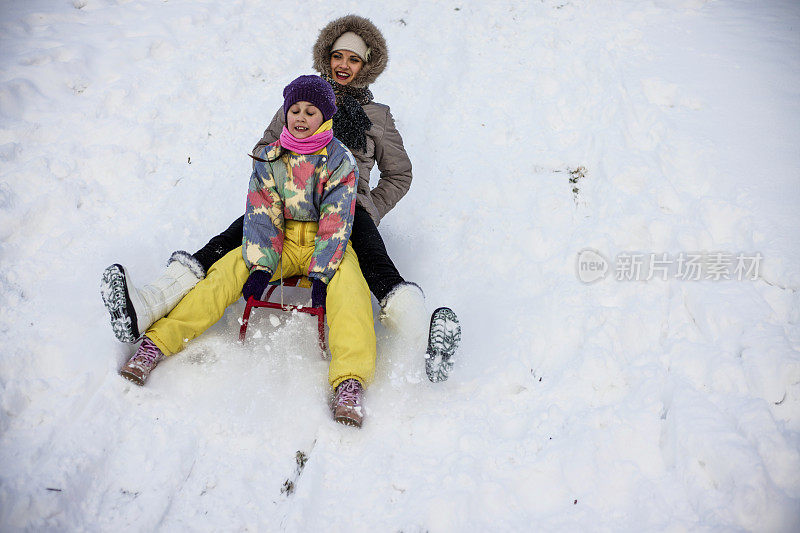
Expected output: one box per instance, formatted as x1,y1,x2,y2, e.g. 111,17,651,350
243,138,358,284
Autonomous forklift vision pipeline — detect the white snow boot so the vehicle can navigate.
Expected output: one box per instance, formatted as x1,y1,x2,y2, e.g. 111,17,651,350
425,307,462,383
101,251,204,343
379,282,429,351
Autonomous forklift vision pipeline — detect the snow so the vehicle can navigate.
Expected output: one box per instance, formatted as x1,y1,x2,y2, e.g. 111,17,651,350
1,0,799,530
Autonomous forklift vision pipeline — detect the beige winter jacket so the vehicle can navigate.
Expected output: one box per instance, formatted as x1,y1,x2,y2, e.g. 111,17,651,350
253,102,412,226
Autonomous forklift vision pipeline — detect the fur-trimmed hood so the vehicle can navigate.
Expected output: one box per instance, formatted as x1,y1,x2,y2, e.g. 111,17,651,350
312,15,388,89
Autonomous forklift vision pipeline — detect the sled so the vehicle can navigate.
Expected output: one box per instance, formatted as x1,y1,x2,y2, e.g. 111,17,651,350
239,276,326,353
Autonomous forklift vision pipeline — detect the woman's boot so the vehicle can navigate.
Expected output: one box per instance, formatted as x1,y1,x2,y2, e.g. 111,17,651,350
101,251,204,343
379,282,429,350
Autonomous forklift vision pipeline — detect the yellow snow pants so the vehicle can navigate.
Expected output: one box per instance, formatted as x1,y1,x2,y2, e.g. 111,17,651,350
146,221,376,388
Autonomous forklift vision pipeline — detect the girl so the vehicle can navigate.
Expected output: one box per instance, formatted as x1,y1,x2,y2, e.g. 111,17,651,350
102,15,436,357
118,75,375,428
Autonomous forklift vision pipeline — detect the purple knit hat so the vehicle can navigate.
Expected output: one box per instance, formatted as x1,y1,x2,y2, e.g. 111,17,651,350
283,75,337,122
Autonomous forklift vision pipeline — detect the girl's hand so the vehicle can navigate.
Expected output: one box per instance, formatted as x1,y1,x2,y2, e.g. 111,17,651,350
243,270,272,301
311,279,327,309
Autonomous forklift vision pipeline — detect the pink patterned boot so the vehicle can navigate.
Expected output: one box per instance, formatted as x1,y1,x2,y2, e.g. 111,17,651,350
119,337,163,386
332,379,365,428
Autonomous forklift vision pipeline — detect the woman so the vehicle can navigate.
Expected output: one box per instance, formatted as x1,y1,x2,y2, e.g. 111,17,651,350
102,15,458,376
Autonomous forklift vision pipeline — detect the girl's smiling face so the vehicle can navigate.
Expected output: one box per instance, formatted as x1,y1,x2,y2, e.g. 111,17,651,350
286,101,323,139
330,50,363,85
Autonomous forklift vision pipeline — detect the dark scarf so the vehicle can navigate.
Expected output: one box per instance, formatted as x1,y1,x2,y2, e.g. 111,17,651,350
323,74,373,152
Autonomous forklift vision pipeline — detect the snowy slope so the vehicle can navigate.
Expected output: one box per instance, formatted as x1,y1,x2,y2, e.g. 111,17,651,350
1,0,799,530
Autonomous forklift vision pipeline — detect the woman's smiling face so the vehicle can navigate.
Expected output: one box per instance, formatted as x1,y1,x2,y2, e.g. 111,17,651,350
330,50,363,85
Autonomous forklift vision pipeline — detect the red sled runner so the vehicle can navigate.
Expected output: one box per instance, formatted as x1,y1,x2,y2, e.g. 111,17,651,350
238,276,326,353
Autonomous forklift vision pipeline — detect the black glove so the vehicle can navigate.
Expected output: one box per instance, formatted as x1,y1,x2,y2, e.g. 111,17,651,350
242,270,271,302
311,278,327,309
